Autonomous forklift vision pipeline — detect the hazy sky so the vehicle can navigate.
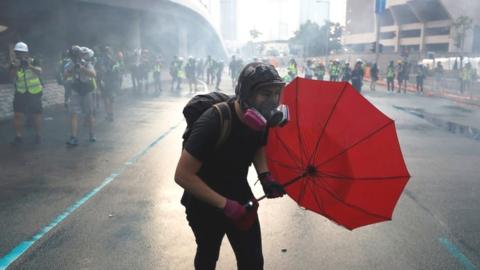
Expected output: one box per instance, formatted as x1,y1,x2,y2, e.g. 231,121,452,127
236,0,346,42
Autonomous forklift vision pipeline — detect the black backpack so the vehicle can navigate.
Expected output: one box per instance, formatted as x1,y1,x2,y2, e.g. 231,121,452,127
182,92,234,149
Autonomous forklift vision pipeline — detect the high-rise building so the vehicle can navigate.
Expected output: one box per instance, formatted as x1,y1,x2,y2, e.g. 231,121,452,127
299,0,330,27
220,0,238,41
343,0,480,54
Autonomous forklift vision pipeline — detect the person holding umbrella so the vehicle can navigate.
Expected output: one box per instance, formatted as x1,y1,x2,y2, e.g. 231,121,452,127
175,62,288,270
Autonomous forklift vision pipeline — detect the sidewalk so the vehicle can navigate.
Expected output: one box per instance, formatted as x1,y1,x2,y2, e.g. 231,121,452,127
366,77,480,107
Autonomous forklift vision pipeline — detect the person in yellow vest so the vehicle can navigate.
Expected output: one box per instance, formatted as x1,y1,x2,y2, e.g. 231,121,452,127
153,56,163,95
461,62,474,93
329,60,340,81
287,58,298,77
176,57,185,91
9,42,43,145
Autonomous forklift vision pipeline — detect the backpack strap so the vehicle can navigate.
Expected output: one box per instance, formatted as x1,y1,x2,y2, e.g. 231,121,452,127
213,102,232,149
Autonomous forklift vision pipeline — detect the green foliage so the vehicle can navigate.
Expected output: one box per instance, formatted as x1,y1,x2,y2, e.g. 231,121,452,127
249,29,262,40
289,20,343,57
452,16,473,51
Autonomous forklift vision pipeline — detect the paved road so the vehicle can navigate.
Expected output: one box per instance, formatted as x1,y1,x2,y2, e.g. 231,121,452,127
0,78,479,270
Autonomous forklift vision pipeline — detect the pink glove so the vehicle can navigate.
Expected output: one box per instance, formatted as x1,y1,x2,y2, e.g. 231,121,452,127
223,199,259,231
223,199,246,221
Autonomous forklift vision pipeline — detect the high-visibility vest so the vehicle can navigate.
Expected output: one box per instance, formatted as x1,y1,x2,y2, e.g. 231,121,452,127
288,64,297,75
177,64,185,78
283,74,292,83
154,64,161,73
331,65,339,76
463,68,473,81
15,68,43,94
316,67,325,76
387,66,395,78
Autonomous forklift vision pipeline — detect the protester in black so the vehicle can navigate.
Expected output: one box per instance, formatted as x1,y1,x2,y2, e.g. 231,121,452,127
175,62,287,270
351,61,364,92
370,63,379,91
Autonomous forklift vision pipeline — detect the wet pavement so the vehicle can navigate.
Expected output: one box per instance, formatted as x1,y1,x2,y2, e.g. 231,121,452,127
0,78,479,269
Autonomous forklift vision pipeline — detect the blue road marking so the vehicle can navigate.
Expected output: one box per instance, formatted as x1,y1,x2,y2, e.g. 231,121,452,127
439,238,478,270
0,121,183,270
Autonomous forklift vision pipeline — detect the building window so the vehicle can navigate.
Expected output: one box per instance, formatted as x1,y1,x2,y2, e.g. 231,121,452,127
425,43,449,52
382,46,395,53
400,45,420,53
425,27,450,36
399,29,421,38
380,32,396,39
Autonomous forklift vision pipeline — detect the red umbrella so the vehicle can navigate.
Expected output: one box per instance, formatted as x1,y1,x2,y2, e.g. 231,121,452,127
265,78,410,230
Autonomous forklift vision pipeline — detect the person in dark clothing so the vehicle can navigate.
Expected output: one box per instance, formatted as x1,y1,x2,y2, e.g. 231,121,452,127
215,60,224,90
341,63,352,82
370,63,379,91
175,62,288,270
185,56,198,93
170,56,179,92
206,55,215,85
396,61,405,93
416,64,426,94
229,55,239,87
315,62,326,81
351,61,364,92
98,46,121,121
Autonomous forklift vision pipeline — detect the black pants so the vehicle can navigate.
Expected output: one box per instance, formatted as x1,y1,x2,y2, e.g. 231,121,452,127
387,78,394,91
186,207,264,270
416,77,424,92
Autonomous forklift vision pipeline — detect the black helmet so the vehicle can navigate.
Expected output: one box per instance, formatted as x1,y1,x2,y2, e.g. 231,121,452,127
235,62,285,108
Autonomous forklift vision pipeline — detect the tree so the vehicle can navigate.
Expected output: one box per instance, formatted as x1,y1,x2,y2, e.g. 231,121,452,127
452,16,473,52
326,21,344,54
289,20,344,57
249,29,262,40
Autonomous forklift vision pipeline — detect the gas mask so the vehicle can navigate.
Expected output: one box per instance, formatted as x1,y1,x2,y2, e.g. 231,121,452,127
235,62,289,131
243,97,289,131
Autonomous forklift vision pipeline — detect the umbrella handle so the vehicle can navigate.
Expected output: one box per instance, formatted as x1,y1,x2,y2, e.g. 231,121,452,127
246,172,308,208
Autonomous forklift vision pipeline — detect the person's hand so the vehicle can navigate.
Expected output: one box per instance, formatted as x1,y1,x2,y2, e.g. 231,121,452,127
223,199,246,221
223,199,259,231
259,172,285,198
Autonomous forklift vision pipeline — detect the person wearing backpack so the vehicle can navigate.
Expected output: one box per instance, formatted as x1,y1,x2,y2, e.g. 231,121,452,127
64,46,97,146
175,62,289,270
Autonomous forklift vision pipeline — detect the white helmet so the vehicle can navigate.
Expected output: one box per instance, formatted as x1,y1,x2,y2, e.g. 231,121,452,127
14,42,29,53
80,47,94,59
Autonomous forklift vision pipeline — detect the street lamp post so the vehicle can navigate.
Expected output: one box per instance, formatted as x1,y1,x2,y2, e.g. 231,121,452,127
375,0,386,63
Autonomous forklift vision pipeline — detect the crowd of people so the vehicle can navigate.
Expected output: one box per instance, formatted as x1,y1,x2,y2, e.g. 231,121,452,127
287,58,367,92
168,54,244,93
7,41,250,146
294,57,478,95
7,39,479,147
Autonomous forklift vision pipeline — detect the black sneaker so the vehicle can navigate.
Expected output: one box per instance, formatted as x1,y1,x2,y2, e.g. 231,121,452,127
10,136,23,146
89,134,97,143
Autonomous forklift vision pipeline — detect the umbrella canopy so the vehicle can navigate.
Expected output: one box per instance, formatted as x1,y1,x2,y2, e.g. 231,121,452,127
266,78,410,230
